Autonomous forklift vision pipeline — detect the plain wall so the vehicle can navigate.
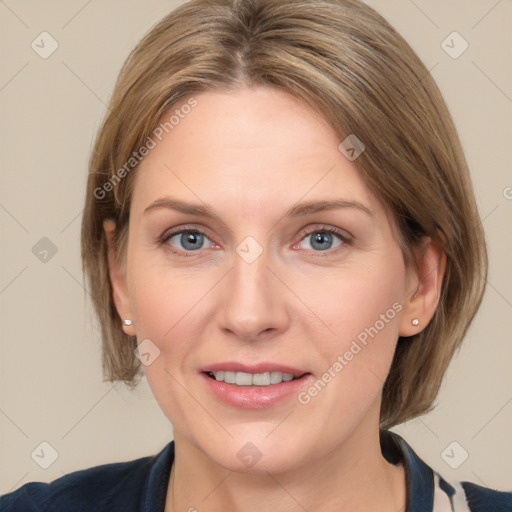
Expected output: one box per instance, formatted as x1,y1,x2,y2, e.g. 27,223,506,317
1,0,511,494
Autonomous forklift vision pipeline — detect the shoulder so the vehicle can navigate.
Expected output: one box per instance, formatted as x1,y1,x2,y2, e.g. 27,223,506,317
433,472,512,512
0,444,173,512
433,459,512,511
460,480,512,512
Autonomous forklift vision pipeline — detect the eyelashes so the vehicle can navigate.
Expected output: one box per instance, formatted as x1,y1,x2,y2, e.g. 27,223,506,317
160,224,353,258
293,226,350,252
163,230,215,256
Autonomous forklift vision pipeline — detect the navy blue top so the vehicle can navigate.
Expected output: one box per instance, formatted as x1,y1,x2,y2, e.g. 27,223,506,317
1,431,511,511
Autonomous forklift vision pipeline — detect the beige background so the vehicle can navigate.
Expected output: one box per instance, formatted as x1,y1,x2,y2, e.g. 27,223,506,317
1,0,511,495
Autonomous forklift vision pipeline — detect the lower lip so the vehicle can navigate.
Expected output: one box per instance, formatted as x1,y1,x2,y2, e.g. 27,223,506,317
201,373,313,409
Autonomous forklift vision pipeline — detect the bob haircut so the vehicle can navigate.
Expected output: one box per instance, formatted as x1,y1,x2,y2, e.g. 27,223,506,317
81,0,487,428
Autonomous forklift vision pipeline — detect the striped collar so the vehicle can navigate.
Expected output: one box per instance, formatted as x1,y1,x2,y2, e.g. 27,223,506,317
381,430,473,511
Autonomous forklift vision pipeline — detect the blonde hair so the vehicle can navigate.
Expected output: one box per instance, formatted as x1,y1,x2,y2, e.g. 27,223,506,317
81,0,487,428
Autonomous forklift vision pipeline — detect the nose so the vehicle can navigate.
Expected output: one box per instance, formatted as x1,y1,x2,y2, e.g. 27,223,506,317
217,246,290,342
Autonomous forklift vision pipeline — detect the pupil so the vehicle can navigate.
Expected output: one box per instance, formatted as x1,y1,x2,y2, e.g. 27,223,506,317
311,232,332,251
181,232,203,250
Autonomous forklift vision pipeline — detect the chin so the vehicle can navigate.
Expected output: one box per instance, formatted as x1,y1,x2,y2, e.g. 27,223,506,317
193,428,314,475
221,446,307,475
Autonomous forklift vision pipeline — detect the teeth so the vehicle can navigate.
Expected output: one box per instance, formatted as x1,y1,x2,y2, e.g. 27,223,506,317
253,372,271,386
235,372,253,386
210,371,298,386
224,371,235,384
270,371,282,384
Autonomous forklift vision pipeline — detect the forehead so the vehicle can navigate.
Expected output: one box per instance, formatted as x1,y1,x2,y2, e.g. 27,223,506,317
131,87,382,220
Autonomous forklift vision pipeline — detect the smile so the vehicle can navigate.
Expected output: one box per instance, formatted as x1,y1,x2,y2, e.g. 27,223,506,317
206,370,302,386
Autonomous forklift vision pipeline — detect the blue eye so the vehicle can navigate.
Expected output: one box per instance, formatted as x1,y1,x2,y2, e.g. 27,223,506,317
297,230,344,251
166,230,213,252
162,226,349,257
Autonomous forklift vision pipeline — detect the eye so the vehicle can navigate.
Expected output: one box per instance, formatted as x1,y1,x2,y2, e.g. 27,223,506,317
161,225,350,256
295,227,348,252
164,229,215,253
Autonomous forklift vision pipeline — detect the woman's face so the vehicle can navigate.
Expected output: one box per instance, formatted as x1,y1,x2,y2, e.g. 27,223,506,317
118,87,417,473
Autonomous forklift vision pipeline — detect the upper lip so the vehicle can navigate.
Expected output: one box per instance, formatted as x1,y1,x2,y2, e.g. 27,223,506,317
201,362,309,377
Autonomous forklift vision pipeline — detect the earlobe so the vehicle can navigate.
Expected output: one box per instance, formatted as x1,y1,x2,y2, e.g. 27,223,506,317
399,237,446,337
104,219,135,336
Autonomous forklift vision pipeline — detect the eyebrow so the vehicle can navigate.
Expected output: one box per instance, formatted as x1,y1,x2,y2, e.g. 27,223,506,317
143,198,373,219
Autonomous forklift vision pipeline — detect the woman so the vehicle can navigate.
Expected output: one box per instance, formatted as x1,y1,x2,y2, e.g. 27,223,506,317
2,0,510,510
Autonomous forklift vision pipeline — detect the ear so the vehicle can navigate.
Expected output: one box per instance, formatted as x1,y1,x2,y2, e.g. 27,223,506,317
399,236,446,337
104,219,135,336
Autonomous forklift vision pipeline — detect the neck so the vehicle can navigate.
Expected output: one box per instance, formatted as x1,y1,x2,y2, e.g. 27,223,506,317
165,425,406,512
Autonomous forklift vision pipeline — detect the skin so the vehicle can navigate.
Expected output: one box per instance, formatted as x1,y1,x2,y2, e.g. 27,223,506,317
105,86,445,511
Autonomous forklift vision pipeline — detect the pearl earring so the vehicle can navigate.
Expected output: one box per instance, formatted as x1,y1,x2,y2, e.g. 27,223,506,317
411,318,419,326
123,319,132,326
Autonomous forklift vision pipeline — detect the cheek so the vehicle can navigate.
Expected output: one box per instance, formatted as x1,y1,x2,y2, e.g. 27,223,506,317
127,252,213,341
300,259,405,343
126,257,224,398
296,261,405,398
125,263,214,426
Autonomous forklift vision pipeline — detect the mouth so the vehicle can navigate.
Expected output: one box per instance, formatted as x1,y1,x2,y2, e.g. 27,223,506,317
200,362,313,408
204,370,307,386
